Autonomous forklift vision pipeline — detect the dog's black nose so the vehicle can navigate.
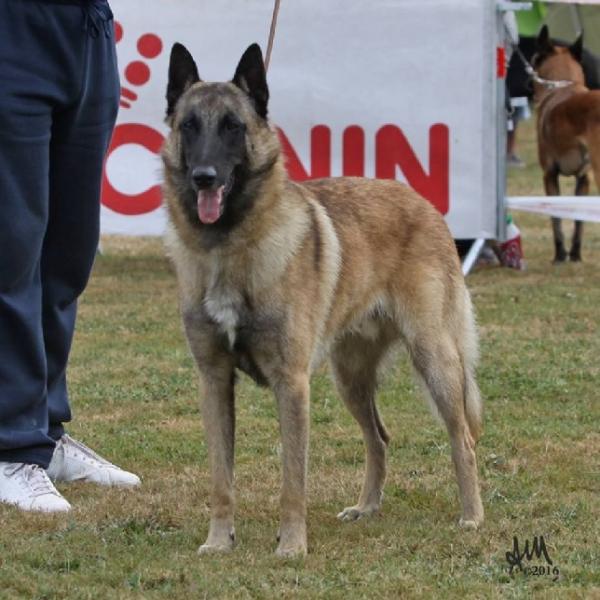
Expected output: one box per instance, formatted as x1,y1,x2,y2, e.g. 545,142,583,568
192,166,217,189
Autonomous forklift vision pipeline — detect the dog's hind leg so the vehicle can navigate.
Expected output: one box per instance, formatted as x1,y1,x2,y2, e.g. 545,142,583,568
330,326,395,522
570,174,589,261
406,307,484,529
544,168,566,263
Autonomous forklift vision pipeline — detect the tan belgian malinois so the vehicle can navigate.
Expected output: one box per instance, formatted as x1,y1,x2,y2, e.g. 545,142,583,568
533,26,600,262
161,42,484,557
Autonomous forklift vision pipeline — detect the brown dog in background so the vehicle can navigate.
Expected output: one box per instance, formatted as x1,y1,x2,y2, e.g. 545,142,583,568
534,26,600,262
161,42,484,557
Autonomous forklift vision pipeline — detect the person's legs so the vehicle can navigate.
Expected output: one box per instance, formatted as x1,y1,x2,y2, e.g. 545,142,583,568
43,3,120,441
1,0,127,449
0,0,81,468
1,2,139,507
40,3,140,489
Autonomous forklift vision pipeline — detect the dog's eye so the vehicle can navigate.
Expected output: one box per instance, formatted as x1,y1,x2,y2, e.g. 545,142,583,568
222,116,245,133
181,118,196,131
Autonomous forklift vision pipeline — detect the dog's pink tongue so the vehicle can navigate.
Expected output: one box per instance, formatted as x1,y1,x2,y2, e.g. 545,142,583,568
197,187,224,224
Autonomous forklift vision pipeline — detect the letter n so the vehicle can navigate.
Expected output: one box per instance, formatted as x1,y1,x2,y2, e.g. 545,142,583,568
375,124,449,214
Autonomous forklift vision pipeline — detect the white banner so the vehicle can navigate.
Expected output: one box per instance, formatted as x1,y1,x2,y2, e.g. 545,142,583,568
543,1,600,4
508,196,600,222
101,0,501,238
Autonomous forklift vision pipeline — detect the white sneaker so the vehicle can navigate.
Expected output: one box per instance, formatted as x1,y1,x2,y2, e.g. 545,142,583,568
46,435,141,488
0,462,72,513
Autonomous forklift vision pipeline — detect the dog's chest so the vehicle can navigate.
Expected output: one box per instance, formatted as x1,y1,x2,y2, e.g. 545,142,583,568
203,280,243,349
202,277,271,387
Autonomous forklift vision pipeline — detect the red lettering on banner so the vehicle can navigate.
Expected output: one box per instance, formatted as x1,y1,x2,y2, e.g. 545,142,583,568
279,123,450,214
343,126,365,177
101,123,165,215
375,124,449,214
102,122,450,216
277,126,331,180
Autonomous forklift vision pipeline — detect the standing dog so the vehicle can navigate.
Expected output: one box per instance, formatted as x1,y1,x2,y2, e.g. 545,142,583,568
533,26,600,262
161,43,484,557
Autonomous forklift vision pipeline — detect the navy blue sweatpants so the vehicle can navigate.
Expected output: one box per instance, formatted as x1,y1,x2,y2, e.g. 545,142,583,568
0,0,119,467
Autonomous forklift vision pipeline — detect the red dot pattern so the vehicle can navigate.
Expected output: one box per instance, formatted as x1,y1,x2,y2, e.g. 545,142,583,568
125,61,151,86
114,21,123,43
138,34,162,59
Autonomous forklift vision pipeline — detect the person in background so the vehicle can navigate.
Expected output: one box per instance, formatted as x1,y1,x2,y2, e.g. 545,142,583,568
0,0,140,513
505,1,547,168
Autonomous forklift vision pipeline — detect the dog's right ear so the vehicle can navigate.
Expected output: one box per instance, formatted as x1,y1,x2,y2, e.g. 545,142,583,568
536,25,552,53
166,43,201,121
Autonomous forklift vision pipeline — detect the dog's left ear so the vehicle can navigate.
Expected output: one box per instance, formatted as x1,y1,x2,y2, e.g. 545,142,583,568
569,32,584,63
232,43,269,119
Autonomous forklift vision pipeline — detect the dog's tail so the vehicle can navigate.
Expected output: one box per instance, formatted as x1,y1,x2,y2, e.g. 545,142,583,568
461,290,483,442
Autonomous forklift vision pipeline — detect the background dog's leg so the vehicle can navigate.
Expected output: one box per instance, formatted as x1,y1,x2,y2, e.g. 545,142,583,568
544,169,566,263
197,371,236,554
551,216,567,263
409,331,484,529
274,375,310,557
570,174,589,262
330,331,391,522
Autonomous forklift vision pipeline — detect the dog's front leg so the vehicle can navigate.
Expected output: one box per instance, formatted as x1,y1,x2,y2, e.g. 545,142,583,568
274,375,310,558
198,370,236,554
183,310,236,555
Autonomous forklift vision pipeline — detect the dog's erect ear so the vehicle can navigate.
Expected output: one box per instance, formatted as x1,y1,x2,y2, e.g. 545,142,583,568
536,25,552,53
232,43,269,119
569,32,584,63
166,43,201,119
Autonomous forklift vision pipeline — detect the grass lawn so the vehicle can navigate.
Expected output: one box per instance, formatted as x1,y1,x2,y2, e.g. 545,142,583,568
1,120,599,599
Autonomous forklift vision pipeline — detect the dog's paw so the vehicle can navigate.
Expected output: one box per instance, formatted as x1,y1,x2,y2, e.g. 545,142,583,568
275,542,307,559
197,542,234,555
337,504,379,522
197,527,235,555
552,252,567,264
275,525,307,558
458,517,482,530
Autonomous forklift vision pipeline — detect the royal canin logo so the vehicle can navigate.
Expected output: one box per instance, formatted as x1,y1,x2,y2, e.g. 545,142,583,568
102,22,450,217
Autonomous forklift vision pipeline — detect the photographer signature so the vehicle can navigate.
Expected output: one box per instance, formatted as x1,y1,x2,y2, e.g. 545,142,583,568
505,535,560,581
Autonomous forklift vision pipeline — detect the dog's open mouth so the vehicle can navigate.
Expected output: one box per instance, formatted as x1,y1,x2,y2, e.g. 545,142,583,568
197,187,223,224
197,176,234,225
